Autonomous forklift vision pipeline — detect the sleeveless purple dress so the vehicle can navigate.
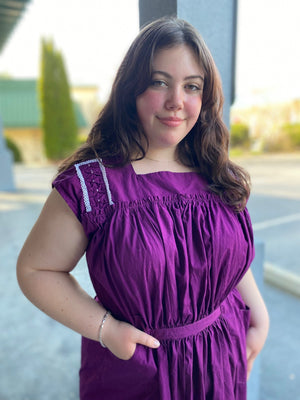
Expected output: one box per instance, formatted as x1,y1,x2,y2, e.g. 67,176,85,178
53,158,254,400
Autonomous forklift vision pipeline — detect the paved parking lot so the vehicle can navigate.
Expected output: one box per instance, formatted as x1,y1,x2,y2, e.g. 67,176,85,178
237,153,300,275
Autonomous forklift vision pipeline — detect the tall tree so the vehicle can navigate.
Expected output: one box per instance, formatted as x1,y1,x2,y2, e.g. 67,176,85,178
39,39,78,160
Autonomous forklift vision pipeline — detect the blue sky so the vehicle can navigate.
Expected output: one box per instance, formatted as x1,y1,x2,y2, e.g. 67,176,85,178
0,0,299,106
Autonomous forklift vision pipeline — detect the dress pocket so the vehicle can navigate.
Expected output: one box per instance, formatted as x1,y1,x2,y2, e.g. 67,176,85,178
222,294,250,337
126,343,141,362
241,305,251,334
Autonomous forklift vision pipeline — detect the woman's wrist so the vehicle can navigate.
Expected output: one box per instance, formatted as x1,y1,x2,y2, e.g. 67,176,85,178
99,310,112,348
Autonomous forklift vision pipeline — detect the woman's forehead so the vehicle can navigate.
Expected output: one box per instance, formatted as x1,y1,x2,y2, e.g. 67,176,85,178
150,45,205,76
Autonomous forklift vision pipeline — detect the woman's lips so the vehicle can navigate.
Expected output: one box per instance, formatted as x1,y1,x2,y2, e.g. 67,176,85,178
158,117,183,127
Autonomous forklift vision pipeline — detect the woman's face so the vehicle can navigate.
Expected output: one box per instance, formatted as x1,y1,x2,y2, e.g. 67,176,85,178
136,45,204,153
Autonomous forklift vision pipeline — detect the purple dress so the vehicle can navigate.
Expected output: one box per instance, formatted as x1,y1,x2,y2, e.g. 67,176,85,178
53,158,254,400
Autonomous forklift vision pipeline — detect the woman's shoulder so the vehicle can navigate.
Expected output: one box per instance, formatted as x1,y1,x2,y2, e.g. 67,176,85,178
53,158,113,210
54,158,107,187
52,158,114,236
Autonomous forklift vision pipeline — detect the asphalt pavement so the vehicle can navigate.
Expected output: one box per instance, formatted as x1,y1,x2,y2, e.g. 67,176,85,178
0,154,299,400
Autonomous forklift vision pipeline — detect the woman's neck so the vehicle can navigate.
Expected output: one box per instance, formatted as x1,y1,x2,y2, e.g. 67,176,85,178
131,151,196,175
144,148,178,163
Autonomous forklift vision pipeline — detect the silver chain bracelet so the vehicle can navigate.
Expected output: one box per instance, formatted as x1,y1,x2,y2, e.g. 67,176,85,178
99,310,111,348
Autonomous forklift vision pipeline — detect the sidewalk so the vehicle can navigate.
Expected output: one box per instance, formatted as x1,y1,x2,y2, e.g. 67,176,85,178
0,160,299,399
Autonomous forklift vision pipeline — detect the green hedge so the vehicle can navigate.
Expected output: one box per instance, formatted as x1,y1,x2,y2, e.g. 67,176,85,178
230,123,250,149
281,123,300,148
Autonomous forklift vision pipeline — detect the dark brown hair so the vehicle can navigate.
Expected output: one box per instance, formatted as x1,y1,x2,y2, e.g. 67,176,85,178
59,17,250,211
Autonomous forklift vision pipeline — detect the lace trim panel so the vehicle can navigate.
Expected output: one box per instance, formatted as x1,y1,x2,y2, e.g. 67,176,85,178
75,159,114,213
75,160,95,212
97,159,114,206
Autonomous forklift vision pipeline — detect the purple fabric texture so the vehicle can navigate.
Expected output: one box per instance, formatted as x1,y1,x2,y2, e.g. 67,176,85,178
52,158,254,400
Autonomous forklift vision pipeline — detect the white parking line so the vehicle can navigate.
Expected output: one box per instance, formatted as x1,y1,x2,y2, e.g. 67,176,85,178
253,213,300,231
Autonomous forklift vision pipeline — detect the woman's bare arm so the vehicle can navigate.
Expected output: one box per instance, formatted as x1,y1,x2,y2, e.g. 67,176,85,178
17,188,106,341
236,269,269,379
17,189,159,359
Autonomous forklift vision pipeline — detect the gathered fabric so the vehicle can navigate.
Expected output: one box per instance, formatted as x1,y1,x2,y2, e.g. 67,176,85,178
53,159,254,400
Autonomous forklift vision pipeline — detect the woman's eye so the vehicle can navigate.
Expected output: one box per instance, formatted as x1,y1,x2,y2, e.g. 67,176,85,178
186,84,201,92
151,80,167,88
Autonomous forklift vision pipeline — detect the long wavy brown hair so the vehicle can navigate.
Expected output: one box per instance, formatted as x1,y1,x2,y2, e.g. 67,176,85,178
58,17,250,211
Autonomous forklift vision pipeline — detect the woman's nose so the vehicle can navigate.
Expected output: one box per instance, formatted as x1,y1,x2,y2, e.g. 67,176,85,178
165,87,184,110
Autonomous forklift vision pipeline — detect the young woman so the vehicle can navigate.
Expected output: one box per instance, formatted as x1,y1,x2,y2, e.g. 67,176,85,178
17,17,269,399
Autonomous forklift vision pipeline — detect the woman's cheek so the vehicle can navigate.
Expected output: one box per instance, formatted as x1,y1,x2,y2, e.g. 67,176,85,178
187,96,202,118
140,90,165,114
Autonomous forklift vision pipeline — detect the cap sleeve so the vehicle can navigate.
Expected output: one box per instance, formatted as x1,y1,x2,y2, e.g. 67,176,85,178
52,159,110,239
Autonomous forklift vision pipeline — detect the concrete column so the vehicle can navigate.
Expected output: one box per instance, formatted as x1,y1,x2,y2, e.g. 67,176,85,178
0,115,15,191
139,0,177,24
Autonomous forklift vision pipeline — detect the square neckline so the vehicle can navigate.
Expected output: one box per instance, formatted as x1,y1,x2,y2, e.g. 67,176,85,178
129,162,200,177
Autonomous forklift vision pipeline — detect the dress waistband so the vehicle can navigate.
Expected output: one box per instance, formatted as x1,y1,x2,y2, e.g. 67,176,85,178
146,306,221,341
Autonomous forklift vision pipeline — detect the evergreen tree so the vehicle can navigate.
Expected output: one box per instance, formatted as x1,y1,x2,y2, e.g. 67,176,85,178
39,39,78,160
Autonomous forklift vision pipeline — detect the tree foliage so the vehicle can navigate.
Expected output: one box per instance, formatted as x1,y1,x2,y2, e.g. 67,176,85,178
39,39,78,160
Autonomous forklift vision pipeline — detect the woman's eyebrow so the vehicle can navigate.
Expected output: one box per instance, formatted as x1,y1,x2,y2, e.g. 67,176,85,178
152,70,204,81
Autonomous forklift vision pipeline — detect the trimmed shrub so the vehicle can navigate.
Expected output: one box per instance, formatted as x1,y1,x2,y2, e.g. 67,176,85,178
230,123,250,149
39,39,78,160
5,137,22,162
281,123,300,149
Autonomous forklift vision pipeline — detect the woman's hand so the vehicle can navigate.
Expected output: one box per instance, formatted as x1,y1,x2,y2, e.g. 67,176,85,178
101,314,160,360
246,325,268,380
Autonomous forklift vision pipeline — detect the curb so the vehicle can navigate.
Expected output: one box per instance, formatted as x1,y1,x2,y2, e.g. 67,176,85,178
264,262,300,298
